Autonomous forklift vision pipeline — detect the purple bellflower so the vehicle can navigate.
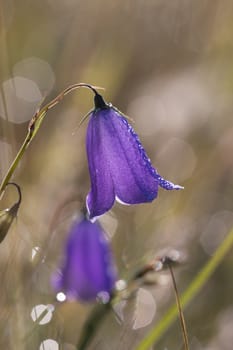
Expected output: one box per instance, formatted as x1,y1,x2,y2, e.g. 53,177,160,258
86,92,183,220
53,216,117,302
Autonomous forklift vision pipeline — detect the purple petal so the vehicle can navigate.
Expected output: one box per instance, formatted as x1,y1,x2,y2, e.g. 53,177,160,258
54,218,117,302
105,109,159,204
86,110,115,219
86,108,159,218
86,104,183,219
156,174,184,190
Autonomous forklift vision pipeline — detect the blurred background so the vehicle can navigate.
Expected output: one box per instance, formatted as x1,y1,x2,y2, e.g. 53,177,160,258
0,0,233,349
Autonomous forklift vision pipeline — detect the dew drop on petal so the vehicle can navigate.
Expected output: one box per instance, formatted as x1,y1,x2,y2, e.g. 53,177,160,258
133,288,156,330
31,304,54,325
39,339,59,350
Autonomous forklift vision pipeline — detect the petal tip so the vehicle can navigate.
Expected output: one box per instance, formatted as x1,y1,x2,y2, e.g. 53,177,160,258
157,175,184,191
174,185,184,190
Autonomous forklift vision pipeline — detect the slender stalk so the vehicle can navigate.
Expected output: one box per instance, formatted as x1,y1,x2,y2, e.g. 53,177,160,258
76,303,112,350
0,134,30,197
136,226,233,350
168,264,189,350
0,83,102,196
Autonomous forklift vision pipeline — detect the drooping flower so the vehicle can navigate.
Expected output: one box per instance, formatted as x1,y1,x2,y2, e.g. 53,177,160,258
86,93,183,220
53,216,117,302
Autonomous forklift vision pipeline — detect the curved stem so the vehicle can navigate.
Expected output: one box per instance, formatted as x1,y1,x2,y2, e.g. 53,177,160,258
39,83,100,113
6,182,22,205
0,83,103,197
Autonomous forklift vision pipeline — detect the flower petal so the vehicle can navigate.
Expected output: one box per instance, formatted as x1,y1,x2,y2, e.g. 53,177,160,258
86,111,115,219
86,102,183,218
54,219,117,302
111,111,159,203
156,174,184,190
91,108,159,206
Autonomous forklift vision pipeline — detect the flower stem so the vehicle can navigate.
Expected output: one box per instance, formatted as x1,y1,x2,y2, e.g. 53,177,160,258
0,134,30,197
168,263,189,350
0,83,103,197
7,182,22,205
76,303,111,350
136,226,233,350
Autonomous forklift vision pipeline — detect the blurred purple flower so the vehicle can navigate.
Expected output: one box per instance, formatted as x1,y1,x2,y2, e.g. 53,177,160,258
86,93,183,220
53,216,117,302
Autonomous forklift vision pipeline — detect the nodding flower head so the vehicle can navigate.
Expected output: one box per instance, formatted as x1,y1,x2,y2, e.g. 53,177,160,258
86,92,183,220
53,215,117,302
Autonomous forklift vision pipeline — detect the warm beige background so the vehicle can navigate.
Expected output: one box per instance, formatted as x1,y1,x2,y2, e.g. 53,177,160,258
0,1,233,349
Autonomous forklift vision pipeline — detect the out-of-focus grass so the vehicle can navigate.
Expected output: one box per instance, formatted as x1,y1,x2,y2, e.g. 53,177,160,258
1,1,233,349
137,226,233,350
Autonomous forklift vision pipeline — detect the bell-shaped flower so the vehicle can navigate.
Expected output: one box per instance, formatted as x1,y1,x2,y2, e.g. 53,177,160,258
86,93,183,220
53,216,117,302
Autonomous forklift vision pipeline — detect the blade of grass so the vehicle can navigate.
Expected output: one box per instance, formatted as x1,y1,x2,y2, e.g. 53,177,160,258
136,227,233,350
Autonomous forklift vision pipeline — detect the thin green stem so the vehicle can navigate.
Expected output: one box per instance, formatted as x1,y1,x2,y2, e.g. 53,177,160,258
136,227,233,350
0,133,30,197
